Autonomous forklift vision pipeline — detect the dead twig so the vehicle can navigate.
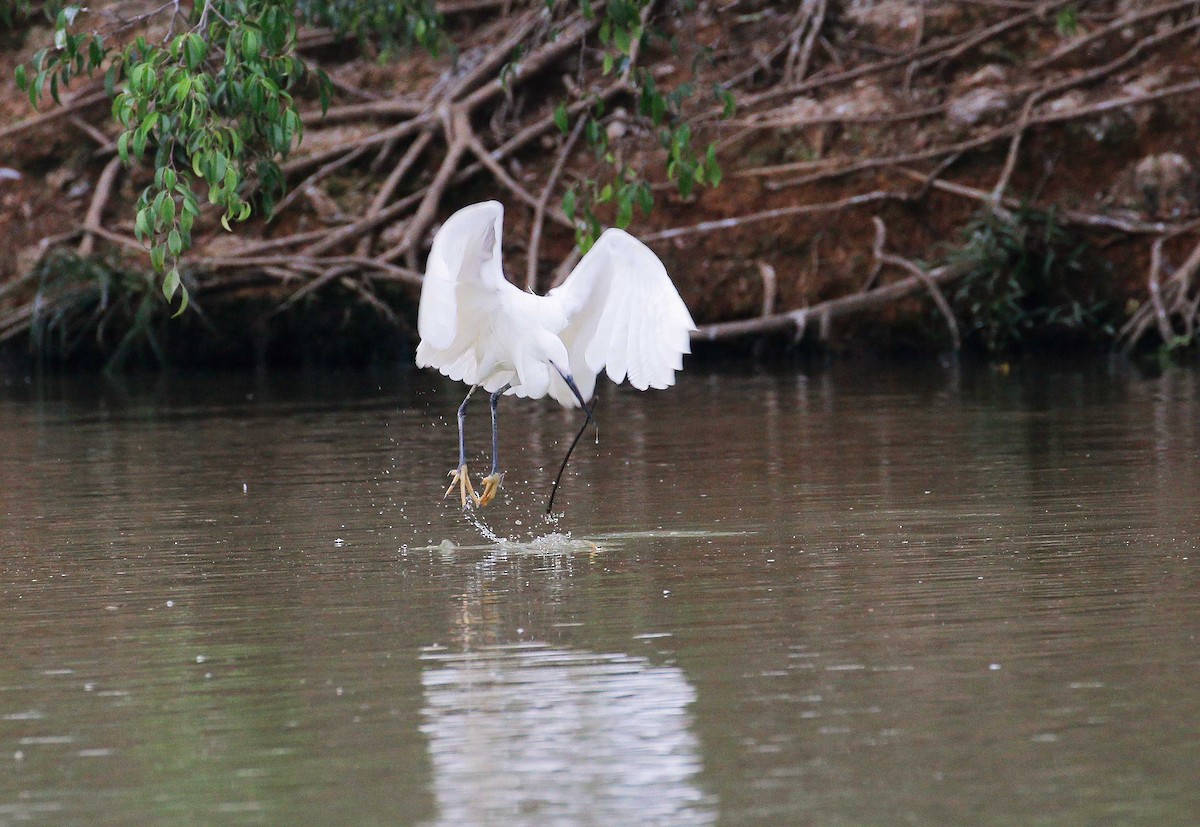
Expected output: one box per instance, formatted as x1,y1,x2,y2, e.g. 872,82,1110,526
355,130,435,256
990,91,1041,205
757,260,777,317
785,0,827,84
273,143,371,217
870,216,961,351
643,190,909,243
751,79,1200,189
0,90,108,142
390,106,473,267
527,116,586,290
1118,229,1200,350
78,157,123,257
299,96,427,126
302,187,428,257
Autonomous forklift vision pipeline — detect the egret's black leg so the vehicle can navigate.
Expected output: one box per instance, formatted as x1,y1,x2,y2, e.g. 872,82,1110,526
477,384,510,507
547,371,597,513
446,386,480,508
455,386,476,468
489,387,505,475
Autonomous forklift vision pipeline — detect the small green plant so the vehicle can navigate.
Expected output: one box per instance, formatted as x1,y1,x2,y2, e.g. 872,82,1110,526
1055,5,1079,38
558,0,729,251
27,251,186,371
0,0,36,28
947,208,1113,356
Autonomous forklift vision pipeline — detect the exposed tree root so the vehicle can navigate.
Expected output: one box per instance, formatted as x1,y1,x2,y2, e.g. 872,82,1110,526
4,0,1200,359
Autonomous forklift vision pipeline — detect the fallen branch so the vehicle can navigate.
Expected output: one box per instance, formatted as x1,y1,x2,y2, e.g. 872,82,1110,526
893,167,1185,235
694,258,975,341
1118,228,1200,350
78,157,122,257
527,115,586,290
871,216,961,351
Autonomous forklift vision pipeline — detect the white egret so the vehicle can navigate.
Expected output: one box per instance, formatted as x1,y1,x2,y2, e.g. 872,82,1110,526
416,200,696,509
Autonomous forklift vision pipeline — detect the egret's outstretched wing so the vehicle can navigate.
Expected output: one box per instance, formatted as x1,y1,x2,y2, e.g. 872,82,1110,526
416,201,515,389
546,228,696,407
417,201,506,349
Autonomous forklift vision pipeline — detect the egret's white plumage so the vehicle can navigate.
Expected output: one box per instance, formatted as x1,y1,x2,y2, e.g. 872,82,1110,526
416,200,695,407
416,201,695,508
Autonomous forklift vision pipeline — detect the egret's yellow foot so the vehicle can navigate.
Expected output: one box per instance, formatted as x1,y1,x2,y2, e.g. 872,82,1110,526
477,472,504,507
445,464,480,508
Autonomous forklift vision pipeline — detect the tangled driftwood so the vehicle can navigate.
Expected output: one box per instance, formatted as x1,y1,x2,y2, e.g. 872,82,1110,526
2,0,1200,355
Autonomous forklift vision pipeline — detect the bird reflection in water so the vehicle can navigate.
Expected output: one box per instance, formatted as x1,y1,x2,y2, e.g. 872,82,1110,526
420,642,713,825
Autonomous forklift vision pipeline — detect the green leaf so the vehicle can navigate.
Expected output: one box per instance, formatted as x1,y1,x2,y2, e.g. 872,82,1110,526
705,143,722,186
14,64,26,90
88,36,105,69
159,194,175,225
678,175,694,199
150,243,166,273
242,28,261,60
719,87,736,119
614,25,632,56
553,102,569,135
636,182,653,214
563,187,576,221
184,33,206,69
162,265,179,300
131,128,147,158
30,70,45,108
616,192,632,228
708,160,723,187
168,228,183,257
651,93,665,125
135,207,151,240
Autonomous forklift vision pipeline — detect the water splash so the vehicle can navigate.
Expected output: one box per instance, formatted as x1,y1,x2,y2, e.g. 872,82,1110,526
465,510,507,545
